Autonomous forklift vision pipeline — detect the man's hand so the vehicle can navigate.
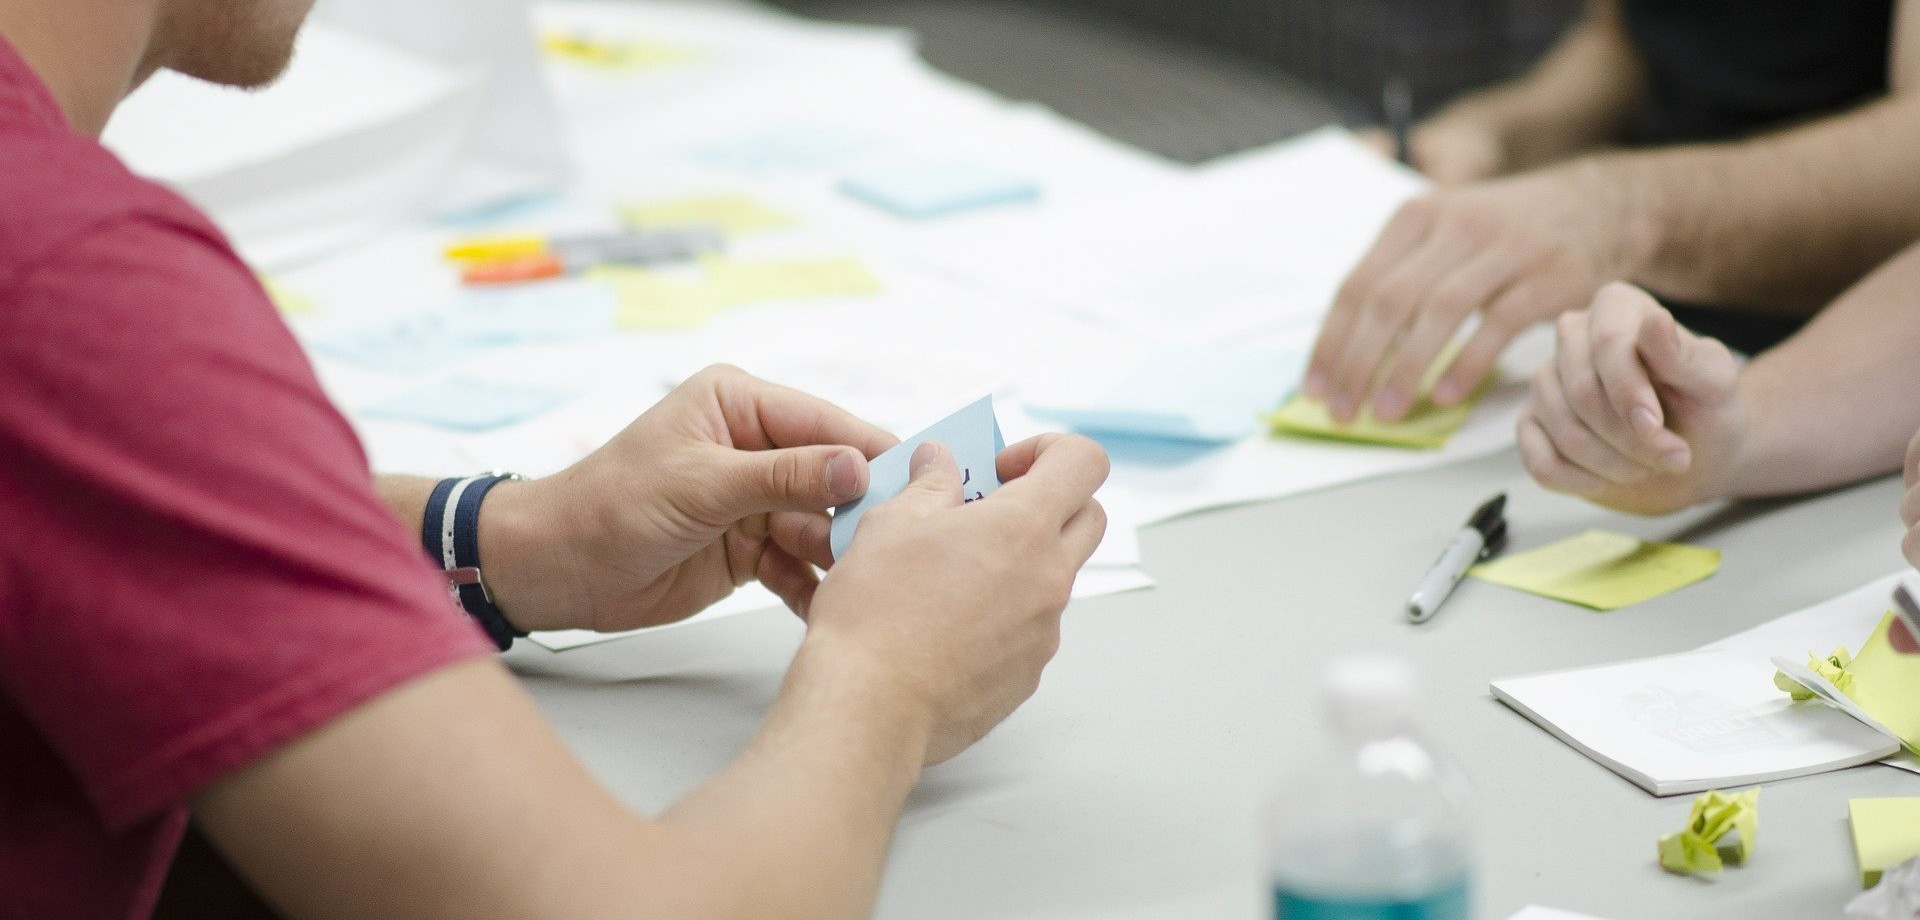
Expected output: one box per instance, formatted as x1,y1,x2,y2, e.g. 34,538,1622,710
1517,282,1746,515
1896,429,1920,654
1304,161,1649,423
796,434,1108,765
481,364,897,633
1358,118,1510,185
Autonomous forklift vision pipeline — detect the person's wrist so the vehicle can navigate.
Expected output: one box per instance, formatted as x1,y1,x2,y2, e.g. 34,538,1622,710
473,476,587,633
790,626,937,767
1571,153,1667,286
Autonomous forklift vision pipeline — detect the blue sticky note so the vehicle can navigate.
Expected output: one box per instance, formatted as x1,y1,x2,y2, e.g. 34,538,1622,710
830,395,1005,561
310,312,484,374
1026,346,1303,444
361,377,572,431
839,161,1040,218
694,124,876,175
454,279,618,344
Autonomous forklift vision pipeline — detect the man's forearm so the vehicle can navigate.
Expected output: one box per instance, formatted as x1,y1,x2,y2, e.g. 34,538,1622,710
1438,0,1643,171
1608,93,1920,314
1726,240,1920,496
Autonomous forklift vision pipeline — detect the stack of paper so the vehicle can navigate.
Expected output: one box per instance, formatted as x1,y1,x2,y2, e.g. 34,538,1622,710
1491,572,1917,795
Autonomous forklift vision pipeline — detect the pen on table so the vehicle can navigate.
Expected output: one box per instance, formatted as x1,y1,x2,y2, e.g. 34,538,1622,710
1893,582,1920,642
448,227,726,285
1407,492,1508,624
1382,77,1414,168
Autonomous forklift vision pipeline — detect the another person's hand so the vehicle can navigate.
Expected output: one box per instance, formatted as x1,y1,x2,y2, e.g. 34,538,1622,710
480,364,897,633
1895,428,1920,653
1304,162,1646,423
1358,118,1510,185
799,434,1108,765
1518,282,1745,515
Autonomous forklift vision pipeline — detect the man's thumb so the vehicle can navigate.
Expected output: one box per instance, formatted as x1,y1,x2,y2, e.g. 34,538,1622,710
896,440,962,508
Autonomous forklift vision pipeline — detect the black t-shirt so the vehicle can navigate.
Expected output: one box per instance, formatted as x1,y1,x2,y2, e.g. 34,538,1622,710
1621,0,1894,145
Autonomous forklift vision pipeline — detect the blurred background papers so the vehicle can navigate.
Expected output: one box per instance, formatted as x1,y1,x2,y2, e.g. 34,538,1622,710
103,0,568,270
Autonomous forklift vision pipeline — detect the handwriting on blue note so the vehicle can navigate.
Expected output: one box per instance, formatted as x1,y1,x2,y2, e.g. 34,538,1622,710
1025,346,1303,444
362,377,573,431
830,396,1005,561
839,161,1040,218
311,280,617,374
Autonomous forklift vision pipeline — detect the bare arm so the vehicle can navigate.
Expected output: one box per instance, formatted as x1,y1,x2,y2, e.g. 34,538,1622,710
1609,0,1920,312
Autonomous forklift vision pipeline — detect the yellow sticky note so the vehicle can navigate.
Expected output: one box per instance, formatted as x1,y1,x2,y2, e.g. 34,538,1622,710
1659,788,1759,876
701,256,881,304
1845,613,1920,749
1264,342,1489,449
1469,529,1720,611
593,267,729,330
619,195,795,235
1851,798,1920,888
258,275,316,316
539,30,699,70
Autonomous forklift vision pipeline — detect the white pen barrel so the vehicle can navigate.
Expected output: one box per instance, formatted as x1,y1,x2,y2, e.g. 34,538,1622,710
1407,530,1485,623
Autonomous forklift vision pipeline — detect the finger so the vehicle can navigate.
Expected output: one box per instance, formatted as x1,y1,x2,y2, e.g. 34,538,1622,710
1635,306,1738,399
1517,413,1609,497
719,443,871,515
702,364,899,458
1905,428,1920,489
1555,312,1676,476
1057,499,1108,569
990,434,1111,524
758,543,820,620
1354,127,1395,159
1371,251,1517,419
888,440,964,514
996,432,1066,482
1307,198,1439,401
770,510,834,569
1587,286,1690,464
1529,360,1650,484
1893,613,1920,654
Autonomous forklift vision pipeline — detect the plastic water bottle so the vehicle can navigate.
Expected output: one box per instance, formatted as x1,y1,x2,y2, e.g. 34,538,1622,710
1268,653,1474,920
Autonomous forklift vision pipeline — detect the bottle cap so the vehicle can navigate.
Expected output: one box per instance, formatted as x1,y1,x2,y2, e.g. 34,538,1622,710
1322,653,1418,736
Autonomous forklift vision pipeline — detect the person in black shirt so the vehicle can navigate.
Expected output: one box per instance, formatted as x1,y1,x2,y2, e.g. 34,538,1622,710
1302,0,1916,427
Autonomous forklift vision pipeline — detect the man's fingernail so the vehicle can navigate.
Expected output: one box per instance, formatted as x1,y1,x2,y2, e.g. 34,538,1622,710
826,450,861,500
910,441,946,474
1630,406,1660,435
1662,449,1689,472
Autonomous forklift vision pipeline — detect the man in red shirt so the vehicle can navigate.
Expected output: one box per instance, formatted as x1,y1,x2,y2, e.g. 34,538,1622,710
0,1,1109,917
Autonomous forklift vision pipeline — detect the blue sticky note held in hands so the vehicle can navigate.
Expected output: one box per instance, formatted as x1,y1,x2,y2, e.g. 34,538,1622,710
830,396,1005,561
1026,346,1304,444
362,377,572,431
839,161,1040,218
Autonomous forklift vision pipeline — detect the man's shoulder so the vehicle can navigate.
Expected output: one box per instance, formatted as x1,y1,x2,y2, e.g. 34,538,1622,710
0,126,226,293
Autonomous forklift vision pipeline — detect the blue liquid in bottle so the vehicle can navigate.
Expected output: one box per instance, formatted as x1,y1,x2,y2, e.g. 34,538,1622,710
1268,655,1474,920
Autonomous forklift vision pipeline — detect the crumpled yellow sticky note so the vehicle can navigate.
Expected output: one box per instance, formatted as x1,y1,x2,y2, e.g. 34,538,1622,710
1779,613,1920,753
1468,530,1721,611
1263,341,1491,449
1659,788,1759,875
1775,645,1856,701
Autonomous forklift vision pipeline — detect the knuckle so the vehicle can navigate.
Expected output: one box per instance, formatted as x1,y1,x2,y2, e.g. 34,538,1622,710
1565,376,1605,415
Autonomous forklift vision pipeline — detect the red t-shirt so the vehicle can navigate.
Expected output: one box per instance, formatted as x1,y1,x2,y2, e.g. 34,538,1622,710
0,38,494,919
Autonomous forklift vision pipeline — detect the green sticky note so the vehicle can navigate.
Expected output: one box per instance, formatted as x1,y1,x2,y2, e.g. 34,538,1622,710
1263,342,1489,449
1851,798,1920,888
1469,529,1720,611
618,195,796,235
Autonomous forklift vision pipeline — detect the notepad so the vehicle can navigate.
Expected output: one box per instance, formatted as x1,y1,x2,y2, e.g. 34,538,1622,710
1491,572,1915,796
362,377,572,431
830,396,1004,561
1026,346,1302,444
839,161,1040,218
618,195,796,235
1852,798,1920,888
1264,344,1489,449
1469,530,1719,610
